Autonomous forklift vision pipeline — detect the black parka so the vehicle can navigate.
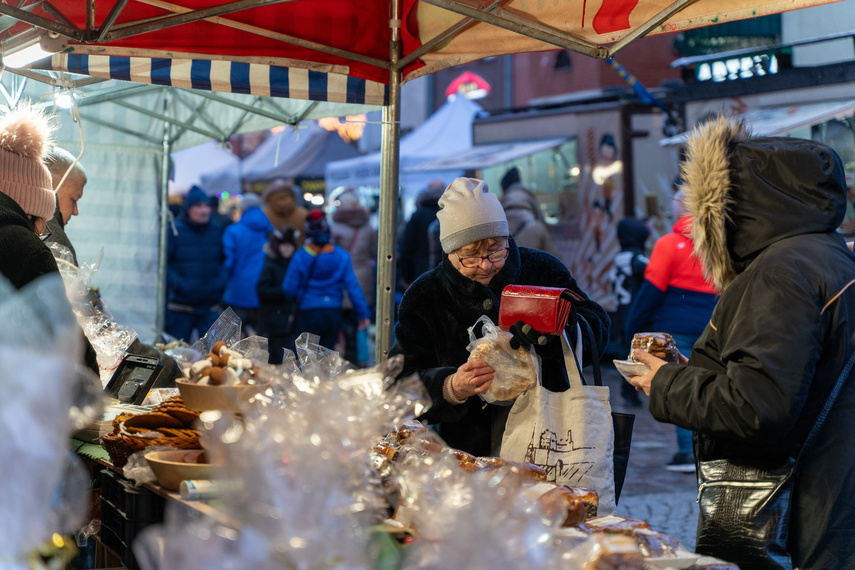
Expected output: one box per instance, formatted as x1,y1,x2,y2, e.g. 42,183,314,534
648,117,855,568
0,192,99,375
390,238,609,457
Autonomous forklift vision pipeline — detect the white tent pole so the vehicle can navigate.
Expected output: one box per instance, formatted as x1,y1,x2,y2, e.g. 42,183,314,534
375,0,403,362
155,93,172,336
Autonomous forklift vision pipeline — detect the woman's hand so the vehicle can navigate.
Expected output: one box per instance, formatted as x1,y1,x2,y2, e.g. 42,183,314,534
626,349,668,396
357,318,371,330
451,360,495,398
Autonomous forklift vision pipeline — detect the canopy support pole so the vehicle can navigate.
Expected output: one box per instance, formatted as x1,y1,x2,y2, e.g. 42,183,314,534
376,0,403,363
155,93,172,336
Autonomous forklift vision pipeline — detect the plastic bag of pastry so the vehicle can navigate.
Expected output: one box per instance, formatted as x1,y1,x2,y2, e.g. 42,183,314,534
138,349,430,570
582,514,651,535
566,533,646,570
629,332,679,363
54,247,139,386
0,274,100,565
466,315,540,404
187,307,243,361
393,450,567,568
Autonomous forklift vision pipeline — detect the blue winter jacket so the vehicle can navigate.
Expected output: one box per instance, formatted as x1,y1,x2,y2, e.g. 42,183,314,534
166,212,226,307
222,206,273,309
282,244,371,320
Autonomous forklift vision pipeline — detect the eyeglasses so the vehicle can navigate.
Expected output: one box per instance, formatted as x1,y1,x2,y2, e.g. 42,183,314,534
455,247,509,268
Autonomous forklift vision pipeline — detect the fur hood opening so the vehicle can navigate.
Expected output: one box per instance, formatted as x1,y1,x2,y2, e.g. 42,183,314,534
680,115,846,291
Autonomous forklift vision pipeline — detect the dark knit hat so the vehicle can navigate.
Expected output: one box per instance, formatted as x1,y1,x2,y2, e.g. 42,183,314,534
305,209,330,244
500,167,521,192
184,185,210,209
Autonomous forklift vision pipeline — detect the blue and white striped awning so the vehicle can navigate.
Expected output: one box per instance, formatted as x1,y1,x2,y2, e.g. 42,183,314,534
40,53,389,106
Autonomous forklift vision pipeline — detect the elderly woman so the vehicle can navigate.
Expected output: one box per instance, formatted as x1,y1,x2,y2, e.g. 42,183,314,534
390,177,609,457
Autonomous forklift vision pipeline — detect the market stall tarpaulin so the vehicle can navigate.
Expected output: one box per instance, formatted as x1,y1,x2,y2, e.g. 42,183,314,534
2,0,844,87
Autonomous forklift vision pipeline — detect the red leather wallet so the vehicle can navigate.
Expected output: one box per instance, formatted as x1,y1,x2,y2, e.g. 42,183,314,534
498,284,583,335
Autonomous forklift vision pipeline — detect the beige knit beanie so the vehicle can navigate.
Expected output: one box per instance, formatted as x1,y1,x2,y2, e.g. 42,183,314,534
437,177,509,253
0,104,55,220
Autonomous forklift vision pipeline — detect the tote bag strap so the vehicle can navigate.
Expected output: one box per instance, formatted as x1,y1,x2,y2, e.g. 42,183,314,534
560,315,603,388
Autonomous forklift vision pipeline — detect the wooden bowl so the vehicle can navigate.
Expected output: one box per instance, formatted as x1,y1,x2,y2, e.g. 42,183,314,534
145,449,212,491
176,379,267,412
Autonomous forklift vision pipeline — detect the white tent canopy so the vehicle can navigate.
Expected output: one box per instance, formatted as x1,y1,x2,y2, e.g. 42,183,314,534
406,136,569,172
660,99,855,146
325,95,481,213
170,141,241,197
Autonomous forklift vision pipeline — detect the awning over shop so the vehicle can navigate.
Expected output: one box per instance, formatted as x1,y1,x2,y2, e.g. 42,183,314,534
406,137,569,172
660,99,855,146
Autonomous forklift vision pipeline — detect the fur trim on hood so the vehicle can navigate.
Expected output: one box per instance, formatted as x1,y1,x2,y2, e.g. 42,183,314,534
680,115,847,292
680,116,749,291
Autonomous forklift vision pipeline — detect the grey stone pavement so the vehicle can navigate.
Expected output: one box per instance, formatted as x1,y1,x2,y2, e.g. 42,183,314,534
604,364,700,551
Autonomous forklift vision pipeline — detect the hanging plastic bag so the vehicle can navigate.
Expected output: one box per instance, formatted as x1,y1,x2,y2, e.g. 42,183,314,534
466,315,539,404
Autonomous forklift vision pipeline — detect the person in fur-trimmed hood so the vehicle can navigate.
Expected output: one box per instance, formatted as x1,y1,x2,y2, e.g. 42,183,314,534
626,116,855,568
390,177,609,458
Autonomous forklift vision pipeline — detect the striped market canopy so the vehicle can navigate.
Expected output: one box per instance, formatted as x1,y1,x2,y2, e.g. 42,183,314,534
41,53,388,106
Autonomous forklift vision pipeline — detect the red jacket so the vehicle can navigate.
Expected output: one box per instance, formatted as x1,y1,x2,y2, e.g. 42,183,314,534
625,216,717,340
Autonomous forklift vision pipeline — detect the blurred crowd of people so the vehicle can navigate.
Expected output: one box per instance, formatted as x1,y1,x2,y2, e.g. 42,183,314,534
165,180,373,366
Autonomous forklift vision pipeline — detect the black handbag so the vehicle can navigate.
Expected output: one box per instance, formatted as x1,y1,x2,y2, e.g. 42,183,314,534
695,350,855,569
578,316,635,504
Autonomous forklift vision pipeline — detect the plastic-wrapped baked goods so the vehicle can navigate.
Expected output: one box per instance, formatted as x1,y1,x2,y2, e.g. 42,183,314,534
467,316,538,403
576,534,645,570
583,514,651,535
469,333,536,402
630,332,679,363
520,482,590,527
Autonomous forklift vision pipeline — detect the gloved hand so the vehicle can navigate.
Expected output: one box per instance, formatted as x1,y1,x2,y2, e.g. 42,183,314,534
509,320,549,350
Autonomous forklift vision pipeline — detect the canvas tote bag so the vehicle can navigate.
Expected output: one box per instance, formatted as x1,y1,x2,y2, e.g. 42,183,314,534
500,325,617,514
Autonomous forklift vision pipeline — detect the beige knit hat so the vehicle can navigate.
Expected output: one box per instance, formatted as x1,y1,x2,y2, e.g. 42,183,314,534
437,177,509,253
0,104,55,220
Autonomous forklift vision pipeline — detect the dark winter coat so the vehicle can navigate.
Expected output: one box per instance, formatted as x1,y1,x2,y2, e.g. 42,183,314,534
648,117,855,568
399,189,442,284
167,210,226,308
256,249,294,337
390,238,610,457
0,192,59,288
0,192,99,374
222,206,273,309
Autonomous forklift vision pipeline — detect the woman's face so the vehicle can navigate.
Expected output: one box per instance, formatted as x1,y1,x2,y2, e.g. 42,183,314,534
449,237,509,286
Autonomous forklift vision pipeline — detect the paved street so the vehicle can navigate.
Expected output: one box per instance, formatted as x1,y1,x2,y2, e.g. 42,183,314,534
603,365,700,550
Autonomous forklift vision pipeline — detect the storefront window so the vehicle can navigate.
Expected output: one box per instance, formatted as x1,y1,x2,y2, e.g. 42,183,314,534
480,139,579,223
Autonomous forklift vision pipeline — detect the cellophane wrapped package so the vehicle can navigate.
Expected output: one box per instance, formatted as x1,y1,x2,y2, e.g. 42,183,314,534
0,274,104,569
466,315,539,404
52,246,137,386
134,334,430,570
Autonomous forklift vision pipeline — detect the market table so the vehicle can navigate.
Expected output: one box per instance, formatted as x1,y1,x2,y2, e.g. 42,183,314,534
72,439,229,570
